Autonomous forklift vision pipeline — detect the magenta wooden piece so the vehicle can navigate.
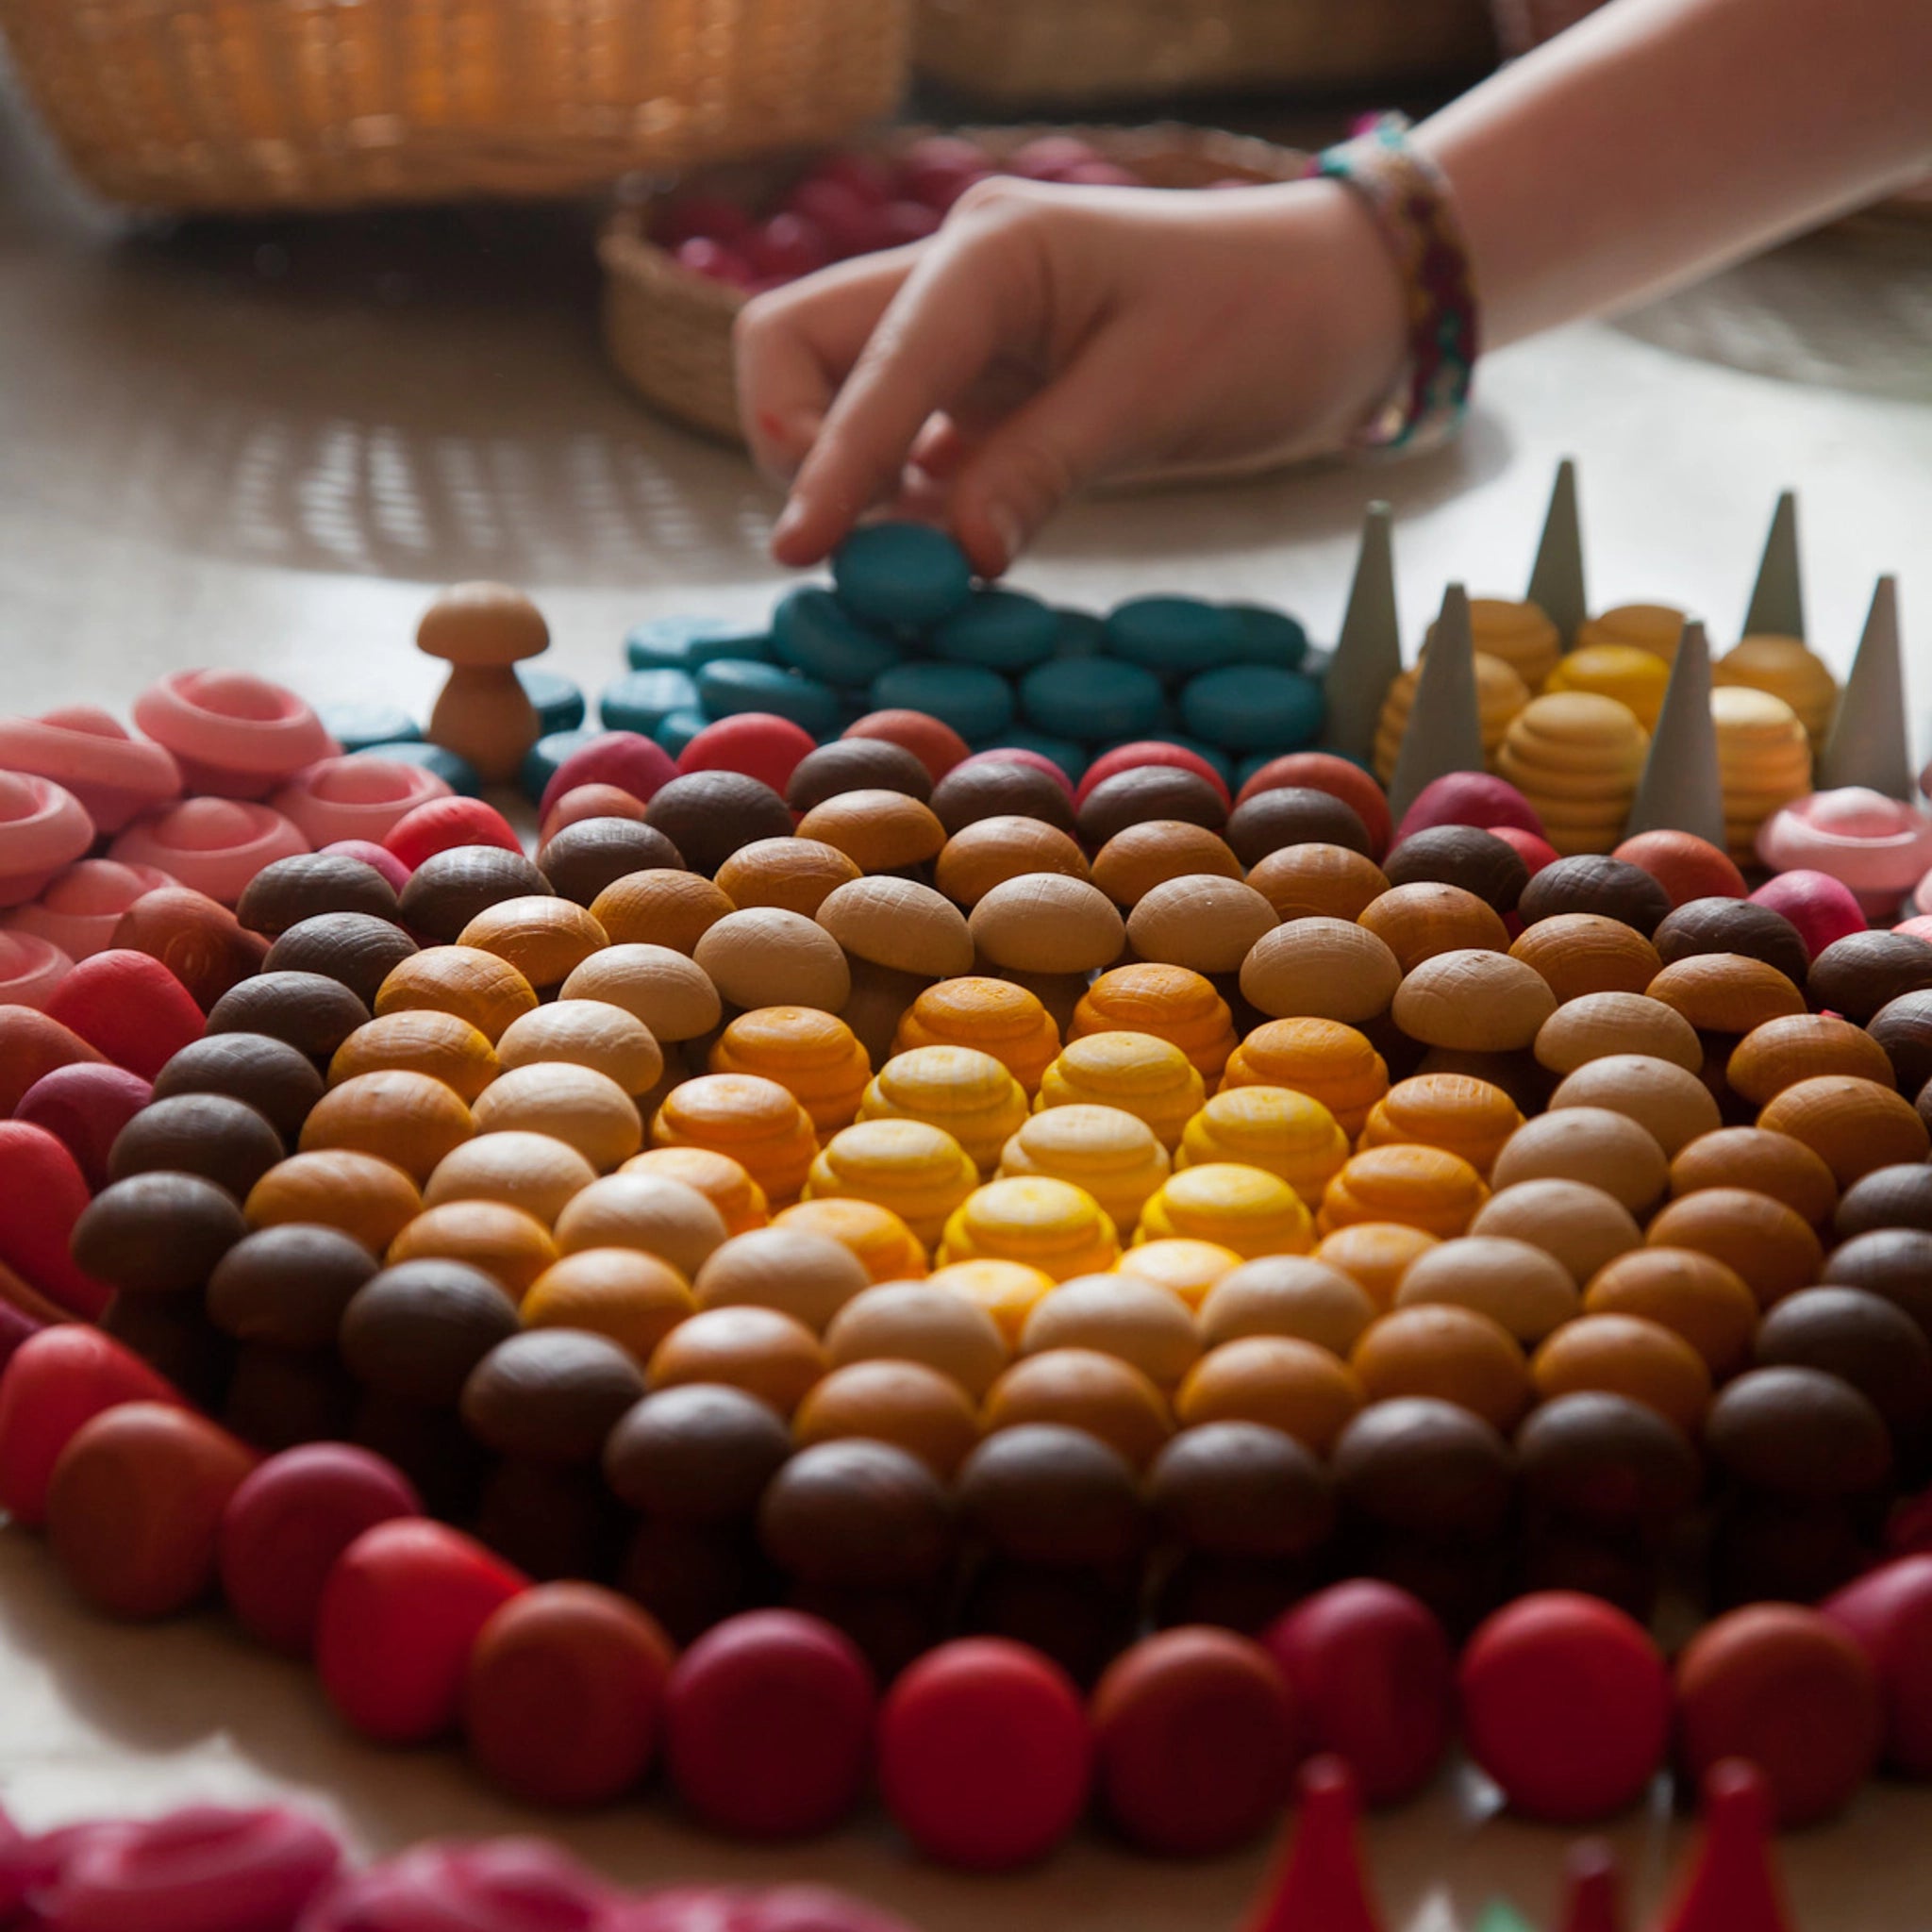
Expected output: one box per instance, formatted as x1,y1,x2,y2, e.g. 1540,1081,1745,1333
133,670,339,799
273,755,452,849
0,706,182,831
0,930,73,1008
1757,790,1932,919
0,1324,181,1524
677,715,818,795
0,1300,40,1374
955,746,1078,798
43,947,205,1079
1242,1757,1384,1932
1394,771,1546,844
383,795,523,871
6,858,176,959
220,1442,424,1656
13,1062,153,1191
33,1806,341,1932
322,839,412,891
1823,1555,1932,1777
1075,741,1229,809
0,1122,110,1318
620,1888,920,1932
296,1838,619,1932
109,797,310,906
1748,869,1866,962
539,733,678,823
0,772,95,908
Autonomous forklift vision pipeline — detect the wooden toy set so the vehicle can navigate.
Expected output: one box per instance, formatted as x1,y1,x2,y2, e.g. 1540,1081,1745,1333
0,465,1926,1928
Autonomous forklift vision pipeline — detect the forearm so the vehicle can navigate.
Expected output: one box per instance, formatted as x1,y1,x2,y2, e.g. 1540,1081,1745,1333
1420,0,1932,346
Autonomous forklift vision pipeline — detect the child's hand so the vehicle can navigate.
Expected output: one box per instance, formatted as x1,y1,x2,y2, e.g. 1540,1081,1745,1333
735,177,1407,576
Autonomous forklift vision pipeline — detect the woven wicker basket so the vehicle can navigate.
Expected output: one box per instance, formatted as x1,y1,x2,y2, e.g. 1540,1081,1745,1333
0,0,910,212
912,0,1493,108
601,122,1307,445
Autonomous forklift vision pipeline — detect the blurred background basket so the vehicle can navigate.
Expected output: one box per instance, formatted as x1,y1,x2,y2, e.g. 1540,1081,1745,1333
911,0,1494,108
600,121,1307,445
0,0,911,212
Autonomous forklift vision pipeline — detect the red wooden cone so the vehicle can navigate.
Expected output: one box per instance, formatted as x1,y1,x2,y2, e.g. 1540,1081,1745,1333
1652,1761,1795,1932
1558,1840,1623,1932
1243,1756,1383,1932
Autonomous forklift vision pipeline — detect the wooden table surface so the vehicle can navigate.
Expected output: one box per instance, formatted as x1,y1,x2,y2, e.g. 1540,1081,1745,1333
3,69,1932,1931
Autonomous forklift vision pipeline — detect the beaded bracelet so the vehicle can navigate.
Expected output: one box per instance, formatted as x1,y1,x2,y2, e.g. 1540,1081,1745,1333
1308,113,1480,453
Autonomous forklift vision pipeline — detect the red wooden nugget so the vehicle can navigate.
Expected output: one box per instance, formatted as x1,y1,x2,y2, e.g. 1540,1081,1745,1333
43,948,205,1079
539,732,679,823
0,1121,110,1317
45,1401,257,1619
110,887,271,1010
383,796,523,872
841,711,969,786
878,1637,1091,1870
1612,830,1747,908
1824,1554,1932,1777
678,714,819,794
463,1581,675,1807
218,1442,423,1656
12,1062,151,1191
314,1518,527,1745
1458,1591,1671,1823
0,1005,105,1114
1077,742,1231,810
1090,1625,1303,1857
663,1608,877,1839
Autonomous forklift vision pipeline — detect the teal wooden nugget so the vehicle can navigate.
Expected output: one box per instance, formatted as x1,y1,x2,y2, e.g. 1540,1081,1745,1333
696,659,842,738
600,669,701,735
831,521,974,627
1104,596,1242,676
518,667,586,735
871,662,1014,743
1181,665,1325,751
934,590,1060,672
771,588,902,689
626,614,771,672
1021,657,1168,744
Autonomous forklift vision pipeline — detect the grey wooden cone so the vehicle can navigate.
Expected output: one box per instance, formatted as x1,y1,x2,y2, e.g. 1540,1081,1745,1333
1741,491,1805,640
1388,584,1485,824
1323,502,1402,762
1626,618,1727,846
1527,458,1588,649
1819,575,1912,798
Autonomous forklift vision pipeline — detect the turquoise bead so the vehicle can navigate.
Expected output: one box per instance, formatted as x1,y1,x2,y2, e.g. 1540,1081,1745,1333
1225,605,1308,668
771,588,902,690
1053,609,1108,658
1095,733,1234,788
696,658,842,738
519,729,600,803
1179,667,1325,752
870,662,1014,743
358,740,481,797
1019,658,1167,745
625,615,771,672
831,522,974,627
518,667,587,735
653,709,710,760
933,589,1059,671
600,670,701,734
976,725,1088,783
321,705,420,755
1104,596,1241,676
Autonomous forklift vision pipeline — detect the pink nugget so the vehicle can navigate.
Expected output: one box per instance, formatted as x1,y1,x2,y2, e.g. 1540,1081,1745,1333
0,707,181,831
110,797,309,906
273,755,451,849
5,858,175,958
1757,789,1932,921
133,670,338,799
0,931,73,1008
0,773,95,908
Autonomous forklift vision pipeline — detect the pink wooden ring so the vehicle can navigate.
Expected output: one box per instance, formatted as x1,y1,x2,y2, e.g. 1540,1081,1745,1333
0,930,73,1008
273,755,452,848
0,774,95,908
1758,789,1932,920
133,671,338,799
5,859,175,959
0,708,182,832
109,798,309,906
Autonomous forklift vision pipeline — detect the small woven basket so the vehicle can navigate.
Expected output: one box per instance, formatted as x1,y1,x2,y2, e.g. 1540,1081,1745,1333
911,0,1493,108
0,0,910,212
600,122,1307,445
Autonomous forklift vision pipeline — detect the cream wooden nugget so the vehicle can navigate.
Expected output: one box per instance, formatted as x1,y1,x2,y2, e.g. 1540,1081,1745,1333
1550,1052,1722,1157
694,908,852,1014
1021,1273,1201,1389
496,999,664,1097
817,876,975,980
1489,1106,1671,1214
1470,1178,1642,1284
1197,1255,1378,1356
1126,874,1277,976
423,1131,598,1226
824,1280,1011,1401
1240,919,1401,1024
1391,949,1557,1052
1393,1234,1581,1344
471,1061,642,1171
1534,991,1703,1075
553,1172,728,1276
561,943,721,1042
694,1225,873,1332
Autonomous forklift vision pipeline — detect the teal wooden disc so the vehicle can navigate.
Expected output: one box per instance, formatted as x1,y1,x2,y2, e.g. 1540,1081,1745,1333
1052,609,1108,658
518,667,587,735
517,728,599,802
625,614,771,672
652,709,710,760
321,705,420,755
869,661,1014,743
933,589,1059,671
1179,665,1325,751
696,658,843,738
600,670,701,734
1019,658,1168,745
771,587,903,690
1104,596,1241,675
831,521,974,627
353,739,480,797
1225,604,1309,667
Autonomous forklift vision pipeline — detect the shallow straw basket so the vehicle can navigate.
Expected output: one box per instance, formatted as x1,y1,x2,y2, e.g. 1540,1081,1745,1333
911,0,1493,108
0,0,910,212
600,122,1307,445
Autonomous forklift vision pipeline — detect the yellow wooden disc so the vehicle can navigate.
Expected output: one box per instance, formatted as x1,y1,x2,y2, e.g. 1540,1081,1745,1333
1177,1085,1350,1205
1037,1031,1208,1153
997,1103,1171,1237
859,1044,1032,1174
807,1119,980,1250
1137,1162,1314,1260
939,1176,1120,1282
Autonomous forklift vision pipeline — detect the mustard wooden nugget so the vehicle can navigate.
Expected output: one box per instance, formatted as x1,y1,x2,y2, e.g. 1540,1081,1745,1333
1244,843,1390,924
375,946,537,1044
1509,913,1662,1003
1726,1014,1898,1107
328,1008,500,1103
1091,821,1244,908
1666,1126,1839,1231
806,1119,980,1248
1358,882,1510,974
934,817,1089,908
795,790,947,874
1137,1162,1315,1260
1756,1074,1930,1188
1495,691,1650,857
298,1068,475,1185
589,870,734,956
458,896,608,996
939,1176,1121,1282
714,838,861,919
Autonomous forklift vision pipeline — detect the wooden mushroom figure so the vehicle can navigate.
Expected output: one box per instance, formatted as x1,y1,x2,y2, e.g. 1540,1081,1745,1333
420,583,550,784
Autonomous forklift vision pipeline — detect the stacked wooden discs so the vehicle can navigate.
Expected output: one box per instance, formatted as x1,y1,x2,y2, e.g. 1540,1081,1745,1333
1495,695,1650,857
